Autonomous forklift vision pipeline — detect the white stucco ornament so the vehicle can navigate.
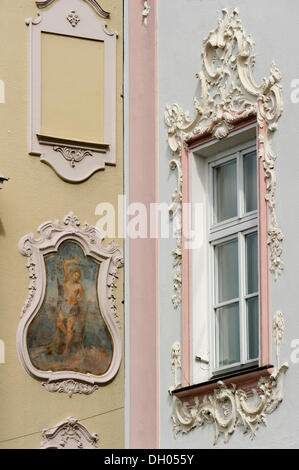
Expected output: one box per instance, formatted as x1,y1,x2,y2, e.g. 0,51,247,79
165,8,284,309
168,341,182,394
171,311,288,445
27,0,118,182
142,1,151,26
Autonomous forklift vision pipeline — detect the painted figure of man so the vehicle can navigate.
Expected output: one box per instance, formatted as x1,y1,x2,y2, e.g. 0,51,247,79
57,259,84,355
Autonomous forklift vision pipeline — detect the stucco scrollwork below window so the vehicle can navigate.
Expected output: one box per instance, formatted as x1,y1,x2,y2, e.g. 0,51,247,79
165,8,284,309
165,7,287,445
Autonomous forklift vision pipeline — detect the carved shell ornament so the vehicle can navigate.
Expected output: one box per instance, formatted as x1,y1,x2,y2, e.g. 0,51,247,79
17,213,123,396
165,8,284,309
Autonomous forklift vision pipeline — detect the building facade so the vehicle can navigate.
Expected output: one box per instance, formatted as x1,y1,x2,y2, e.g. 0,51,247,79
0,0,298,449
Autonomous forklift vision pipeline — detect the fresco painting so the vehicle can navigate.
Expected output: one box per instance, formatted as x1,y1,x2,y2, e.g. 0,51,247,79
27,241,113,376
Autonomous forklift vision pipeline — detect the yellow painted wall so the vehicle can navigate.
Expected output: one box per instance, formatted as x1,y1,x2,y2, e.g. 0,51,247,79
41,33,105,143
0,0,124,449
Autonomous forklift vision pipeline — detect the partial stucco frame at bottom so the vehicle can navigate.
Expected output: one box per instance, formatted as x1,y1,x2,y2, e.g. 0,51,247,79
164,8,287,444
17,213,123,397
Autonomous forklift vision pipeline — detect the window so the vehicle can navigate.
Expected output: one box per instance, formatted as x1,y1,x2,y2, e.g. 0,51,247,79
191,130,261,383
208,143,259,374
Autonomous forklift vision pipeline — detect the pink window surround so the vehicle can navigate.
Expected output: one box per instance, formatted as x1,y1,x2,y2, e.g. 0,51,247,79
180,117,270,389
129,1,159,449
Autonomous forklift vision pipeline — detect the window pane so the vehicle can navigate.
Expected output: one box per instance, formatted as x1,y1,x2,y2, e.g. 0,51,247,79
244,151,257,213
214,159,237,223
216,303,240,367
246,232,258,294
247,296,259,360
216,239,239,303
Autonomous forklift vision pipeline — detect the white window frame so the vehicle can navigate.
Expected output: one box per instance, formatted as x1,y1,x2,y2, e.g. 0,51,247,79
209,142,259,376
191,136,260,383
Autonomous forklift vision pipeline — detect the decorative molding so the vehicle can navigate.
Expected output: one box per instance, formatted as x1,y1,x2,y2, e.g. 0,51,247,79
27,0,117,182
17,213,123,396
36,0,110,19
53,146,92,168
41,417,99,449
171,311,288,445
142,1,151,26
43,379,98,397
165,8,283,308
67,10,80,27
273,310,284,370
168,341,182,394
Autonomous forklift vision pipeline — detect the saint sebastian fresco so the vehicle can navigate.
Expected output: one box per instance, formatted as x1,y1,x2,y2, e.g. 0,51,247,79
27,241,113,376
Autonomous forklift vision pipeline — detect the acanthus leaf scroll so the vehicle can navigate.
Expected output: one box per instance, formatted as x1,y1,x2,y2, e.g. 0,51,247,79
165,8,283,309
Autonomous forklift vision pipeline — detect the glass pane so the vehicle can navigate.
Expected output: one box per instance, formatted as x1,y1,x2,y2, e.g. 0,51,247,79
216,239,239,303
244,151,257,213
247,296,259,360
214,159,238,223
246,232,258,294
217,303,240,367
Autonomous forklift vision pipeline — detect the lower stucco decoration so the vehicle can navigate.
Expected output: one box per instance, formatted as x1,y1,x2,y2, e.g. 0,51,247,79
41,416,99,449
171,311,288,445
165,8,284,309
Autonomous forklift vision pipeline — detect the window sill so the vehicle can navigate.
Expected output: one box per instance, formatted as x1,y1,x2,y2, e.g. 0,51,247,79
172,365,274,400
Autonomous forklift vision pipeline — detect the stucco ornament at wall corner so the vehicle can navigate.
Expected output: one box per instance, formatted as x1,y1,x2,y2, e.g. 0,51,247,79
17,213,123,396
165,8,284,309
171,311,288,445
27,0,117,182
41,417,99,449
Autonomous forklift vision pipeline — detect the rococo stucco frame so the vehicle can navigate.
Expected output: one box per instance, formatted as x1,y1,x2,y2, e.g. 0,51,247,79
165,8,288,445
27,0,118,182
165,8,284,309
17,213,123,397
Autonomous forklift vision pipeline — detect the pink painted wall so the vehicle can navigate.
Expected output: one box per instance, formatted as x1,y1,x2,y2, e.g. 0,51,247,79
129,1,159,448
